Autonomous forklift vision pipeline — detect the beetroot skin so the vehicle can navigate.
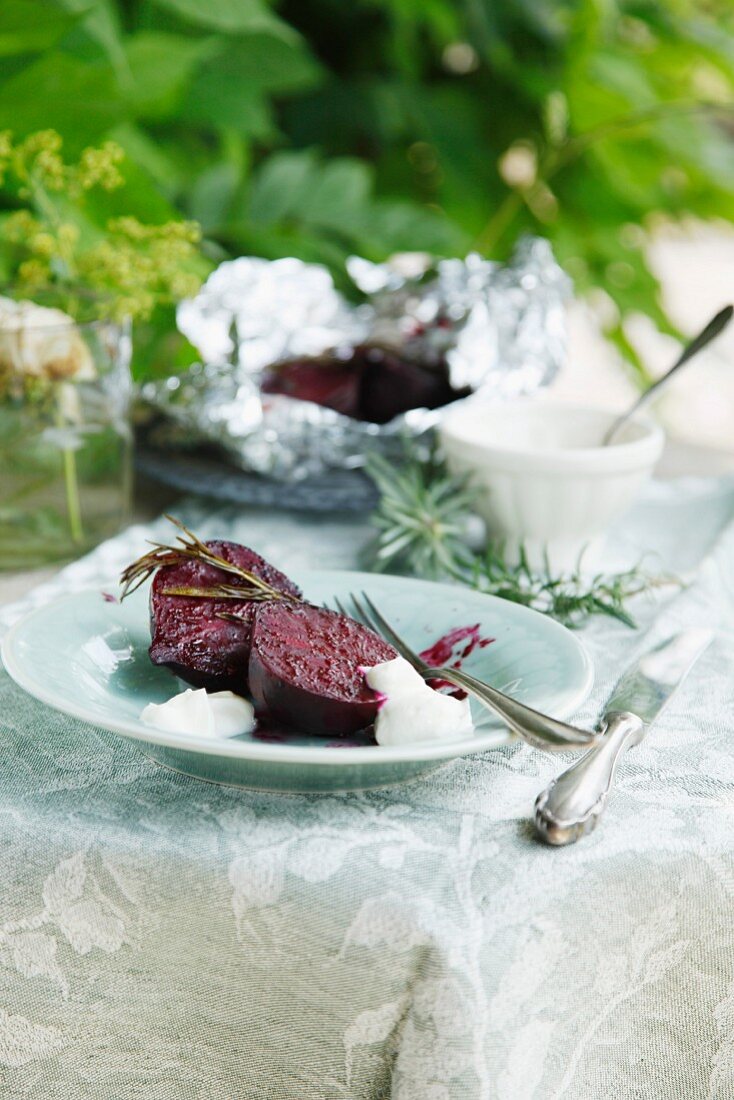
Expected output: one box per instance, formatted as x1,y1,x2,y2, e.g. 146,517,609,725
261,344,465,425
261,357,361,418
249,603,396,735
149,540,301,693
356,345,460,424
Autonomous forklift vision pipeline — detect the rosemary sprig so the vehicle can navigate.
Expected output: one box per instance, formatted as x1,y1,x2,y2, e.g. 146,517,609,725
464,544,675,628
159,585,282,601
216,611,250,624
365,448,678,629
367,449,477,580
119,516,300,603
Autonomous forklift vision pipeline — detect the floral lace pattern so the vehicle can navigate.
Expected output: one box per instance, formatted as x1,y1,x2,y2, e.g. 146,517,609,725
1,482,733,1098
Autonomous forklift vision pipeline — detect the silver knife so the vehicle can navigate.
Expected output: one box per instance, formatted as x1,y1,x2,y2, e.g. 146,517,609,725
534,629,713,846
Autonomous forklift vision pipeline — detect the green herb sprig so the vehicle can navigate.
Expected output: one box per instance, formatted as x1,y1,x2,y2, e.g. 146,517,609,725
119,515,302,604
366,447,677,629
368,448,477,579
464,545,673,628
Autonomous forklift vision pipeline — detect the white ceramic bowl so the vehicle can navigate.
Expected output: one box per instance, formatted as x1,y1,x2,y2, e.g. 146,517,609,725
440,400,665,572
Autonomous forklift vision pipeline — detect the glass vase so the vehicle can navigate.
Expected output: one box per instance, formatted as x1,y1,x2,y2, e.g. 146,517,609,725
0,313,133,570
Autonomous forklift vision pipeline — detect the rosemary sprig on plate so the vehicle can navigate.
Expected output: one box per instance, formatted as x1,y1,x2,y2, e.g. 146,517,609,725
119,516,300,603
365,449,677,629
158,585,279,600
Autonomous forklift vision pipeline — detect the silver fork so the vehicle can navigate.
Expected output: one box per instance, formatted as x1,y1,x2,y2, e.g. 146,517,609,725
335,592,599,753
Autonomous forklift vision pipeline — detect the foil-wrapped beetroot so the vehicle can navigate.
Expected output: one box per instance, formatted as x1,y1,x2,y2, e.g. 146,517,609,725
249,603,396,735
261,356,361,418
261,343,464,425
149,540,301,693
357,345,460,424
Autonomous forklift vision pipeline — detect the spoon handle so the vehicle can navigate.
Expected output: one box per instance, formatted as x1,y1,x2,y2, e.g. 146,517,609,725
533,711,645,845
604,304,734,445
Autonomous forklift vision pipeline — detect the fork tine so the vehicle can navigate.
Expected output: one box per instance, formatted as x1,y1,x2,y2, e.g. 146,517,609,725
358,591,402,644
331,593,378,634
359,591,425,671
332,595,352,620
352,593,400,651
350,593,380,634
336,593,373,629
352,592,413,663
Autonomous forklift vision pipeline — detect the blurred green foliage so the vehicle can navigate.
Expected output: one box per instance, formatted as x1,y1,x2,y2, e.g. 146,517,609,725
1,0,733,381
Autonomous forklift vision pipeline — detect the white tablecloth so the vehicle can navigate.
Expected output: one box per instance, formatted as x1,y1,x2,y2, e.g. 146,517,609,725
1,480,734,1099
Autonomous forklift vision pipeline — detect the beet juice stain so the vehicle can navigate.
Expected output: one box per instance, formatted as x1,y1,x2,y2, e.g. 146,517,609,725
418,624,494,696
419,624,494,669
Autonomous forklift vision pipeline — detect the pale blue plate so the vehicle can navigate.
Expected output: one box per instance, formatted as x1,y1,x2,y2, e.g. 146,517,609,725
1,571,593,792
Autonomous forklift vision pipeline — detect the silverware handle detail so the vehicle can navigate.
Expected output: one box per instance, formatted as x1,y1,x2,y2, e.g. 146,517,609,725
533,711,645,845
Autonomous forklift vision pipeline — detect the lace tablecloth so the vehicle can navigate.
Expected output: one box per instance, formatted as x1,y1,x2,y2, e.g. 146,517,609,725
1,481,734,1100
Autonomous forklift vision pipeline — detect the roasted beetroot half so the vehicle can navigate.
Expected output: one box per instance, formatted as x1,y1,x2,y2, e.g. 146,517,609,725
148,540,301,693
261,343,466,425
356,345,461,424
261,355,361,418
249,603,396,735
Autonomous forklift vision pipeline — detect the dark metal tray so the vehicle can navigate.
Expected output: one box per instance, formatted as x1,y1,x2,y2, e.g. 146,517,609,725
135,446,379,513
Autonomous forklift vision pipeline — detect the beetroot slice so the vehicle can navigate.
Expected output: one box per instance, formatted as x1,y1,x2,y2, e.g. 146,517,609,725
149,540,301,693
249,603,396,736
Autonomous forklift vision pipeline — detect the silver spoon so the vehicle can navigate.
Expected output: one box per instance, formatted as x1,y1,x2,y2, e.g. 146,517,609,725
604,303,734,445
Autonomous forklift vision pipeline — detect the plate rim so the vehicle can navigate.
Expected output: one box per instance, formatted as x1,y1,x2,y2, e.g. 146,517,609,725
1,571,594,767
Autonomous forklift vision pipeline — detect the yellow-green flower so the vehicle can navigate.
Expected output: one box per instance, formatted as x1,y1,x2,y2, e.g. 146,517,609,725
77,142,125,192
0,129,205,324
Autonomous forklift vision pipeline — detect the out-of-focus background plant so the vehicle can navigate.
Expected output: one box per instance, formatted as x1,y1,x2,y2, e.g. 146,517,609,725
0,129,204,378
0,0,732,384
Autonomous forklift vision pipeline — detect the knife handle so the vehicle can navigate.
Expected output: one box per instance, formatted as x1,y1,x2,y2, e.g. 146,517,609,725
533,711,645,846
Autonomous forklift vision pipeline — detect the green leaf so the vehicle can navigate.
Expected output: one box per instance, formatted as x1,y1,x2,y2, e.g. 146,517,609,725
82,152,184,224
123,31,217,117
177,35,320,135
179,87,273,139
74,0,128,76
297,158,373,230
656,112,734,193
360,199,467,257
130,305,200,382
109,122,182,195
588,50,658,110
221,221,355,282
247,150,319,225
0,0,84,56
147,0,292,37
244,148,467,260
200,33,319,95
188,163,240,229
0,52,123,145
